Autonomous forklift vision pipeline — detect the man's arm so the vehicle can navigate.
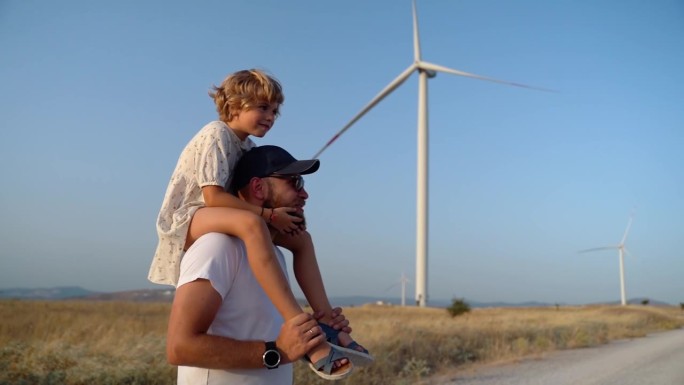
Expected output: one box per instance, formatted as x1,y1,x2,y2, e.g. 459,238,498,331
166,278,324,369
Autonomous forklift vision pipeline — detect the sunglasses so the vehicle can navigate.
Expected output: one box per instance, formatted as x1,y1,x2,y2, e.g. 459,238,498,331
268,174,305,191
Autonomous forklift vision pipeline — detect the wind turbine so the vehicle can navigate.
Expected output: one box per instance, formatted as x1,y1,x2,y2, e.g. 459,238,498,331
313,1,552,307
579,215,635,306
385,272,412,306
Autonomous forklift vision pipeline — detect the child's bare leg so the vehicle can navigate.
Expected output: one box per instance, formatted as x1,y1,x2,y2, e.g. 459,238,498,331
279,231,366,354
188,208,345,367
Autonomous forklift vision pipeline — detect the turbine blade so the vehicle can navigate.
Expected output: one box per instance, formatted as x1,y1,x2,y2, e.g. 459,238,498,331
384,282,400,292
620,215,634,245
412,0,421,62
578,246,618,253
418,61,557,93
624,248,636,258
312,64,417,159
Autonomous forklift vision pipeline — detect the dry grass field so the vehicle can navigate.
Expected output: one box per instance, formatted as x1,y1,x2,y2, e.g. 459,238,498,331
1,300,681,385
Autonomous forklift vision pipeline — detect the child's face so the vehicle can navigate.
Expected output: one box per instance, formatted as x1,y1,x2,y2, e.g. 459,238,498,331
229,102,280,140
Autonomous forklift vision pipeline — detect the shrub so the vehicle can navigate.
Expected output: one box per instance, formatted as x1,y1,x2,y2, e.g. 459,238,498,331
641,299,649,306
447,298,471,318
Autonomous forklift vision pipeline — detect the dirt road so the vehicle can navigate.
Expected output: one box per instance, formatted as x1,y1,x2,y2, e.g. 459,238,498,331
441,328,684,385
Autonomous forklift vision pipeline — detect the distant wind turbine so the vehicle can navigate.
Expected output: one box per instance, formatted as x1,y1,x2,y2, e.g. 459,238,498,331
579,215,635,306
313,0,552,307
385,272,412,307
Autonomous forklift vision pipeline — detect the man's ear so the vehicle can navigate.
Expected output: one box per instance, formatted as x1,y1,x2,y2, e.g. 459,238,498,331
249,177,267,201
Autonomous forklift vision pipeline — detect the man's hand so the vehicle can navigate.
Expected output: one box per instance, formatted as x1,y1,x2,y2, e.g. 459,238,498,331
274,229,311,251
276,313,325,363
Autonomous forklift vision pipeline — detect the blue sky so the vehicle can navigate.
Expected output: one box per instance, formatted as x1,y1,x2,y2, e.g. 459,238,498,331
1,0,682,305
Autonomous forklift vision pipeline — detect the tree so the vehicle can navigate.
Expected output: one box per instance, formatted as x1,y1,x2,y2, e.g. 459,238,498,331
447,298,471,318
641,299,649,306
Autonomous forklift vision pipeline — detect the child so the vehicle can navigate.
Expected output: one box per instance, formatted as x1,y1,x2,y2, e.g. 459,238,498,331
149,69,371,379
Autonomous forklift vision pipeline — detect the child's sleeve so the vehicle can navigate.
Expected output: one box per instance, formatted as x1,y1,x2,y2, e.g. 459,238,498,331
193,126,234,189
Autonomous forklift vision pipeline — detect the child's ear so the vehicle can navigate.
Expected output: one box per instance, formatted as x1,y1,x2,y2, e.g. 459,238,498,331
226,106,241,122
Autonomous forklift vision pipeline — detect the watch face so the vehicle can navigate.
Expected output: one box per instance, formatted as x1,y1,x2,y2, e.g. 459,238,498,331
264,349,280,368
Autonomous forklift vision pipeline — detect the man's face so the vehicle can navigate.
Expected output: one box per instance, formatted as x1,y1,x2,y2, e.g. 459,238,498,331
263,174,308,218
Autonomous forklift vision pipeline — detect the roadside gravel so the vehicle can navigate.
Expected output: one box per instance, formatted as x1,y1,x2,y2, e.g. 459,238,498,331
436,328,684,385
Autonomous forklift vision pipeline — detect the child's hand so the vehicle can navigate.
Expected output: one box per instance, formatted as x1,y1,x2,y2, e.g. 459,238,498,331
269,207,302,234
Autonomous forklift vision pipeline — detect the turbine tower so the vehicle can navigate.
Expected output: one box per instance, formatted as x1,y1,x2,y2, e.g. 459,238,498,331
579,215,635,306
385,273,412,306
313,1,551,307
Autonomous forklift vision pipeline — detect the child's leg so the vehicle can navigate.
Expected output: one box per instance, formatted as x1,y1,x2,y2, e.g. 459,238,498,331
279,231,366,352
189,208,350,370
286,232,335,320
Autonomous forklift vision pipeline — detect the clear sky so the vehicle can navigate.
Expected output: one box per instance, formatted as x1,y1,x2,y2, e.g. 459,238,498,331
1,0,682,305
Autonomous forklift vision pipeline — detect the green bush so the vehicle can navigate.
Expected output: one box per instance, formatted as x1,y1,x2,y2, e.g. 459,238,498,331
447,298,471,318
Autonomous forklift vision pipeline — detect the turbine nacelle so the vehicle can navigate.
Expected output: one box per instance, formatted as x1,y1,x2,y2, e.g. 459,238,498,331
421,69,437,78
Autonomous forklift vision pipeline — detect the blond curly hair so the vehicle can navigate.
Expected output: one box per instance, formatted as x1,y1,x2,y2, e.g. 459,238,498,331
209,69,284,123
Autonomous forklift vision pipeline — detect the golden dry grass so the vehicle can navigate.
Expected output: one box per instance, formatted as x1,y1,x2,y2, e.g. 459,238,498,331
1,300,681,385
0,300,173,385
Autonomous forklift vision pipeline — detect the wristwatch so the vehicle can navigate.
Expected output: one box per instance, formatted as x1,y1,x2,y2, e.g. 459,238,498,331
262,341,281,369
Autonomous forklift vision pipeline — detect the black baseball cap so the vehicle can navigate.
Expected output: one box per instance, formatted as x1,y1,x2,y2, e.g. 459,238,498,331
231,145,320,193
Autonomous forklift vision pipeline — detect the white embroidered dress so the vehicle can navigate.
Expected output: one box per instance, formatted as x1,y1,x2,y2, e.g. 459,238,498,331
148,121,255,285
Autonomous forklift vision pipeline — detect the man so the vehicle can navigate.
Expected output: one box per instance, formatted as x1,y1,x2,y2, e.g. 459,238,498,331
166,145,348,384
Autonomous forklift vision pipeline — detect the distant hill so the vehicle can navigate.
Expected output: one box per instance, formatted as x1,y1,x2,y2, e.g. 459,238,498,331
0,286,176,302
0,286,98,300
311,296,674,308
0,287,674,307
326,296,559,309
81,288,175,302
587,298,672,307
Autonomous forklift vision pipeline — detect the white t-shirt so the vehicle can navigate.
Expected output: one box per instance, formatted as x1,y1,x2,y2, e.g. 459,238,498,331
149,121,255,286
176,232,292,385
